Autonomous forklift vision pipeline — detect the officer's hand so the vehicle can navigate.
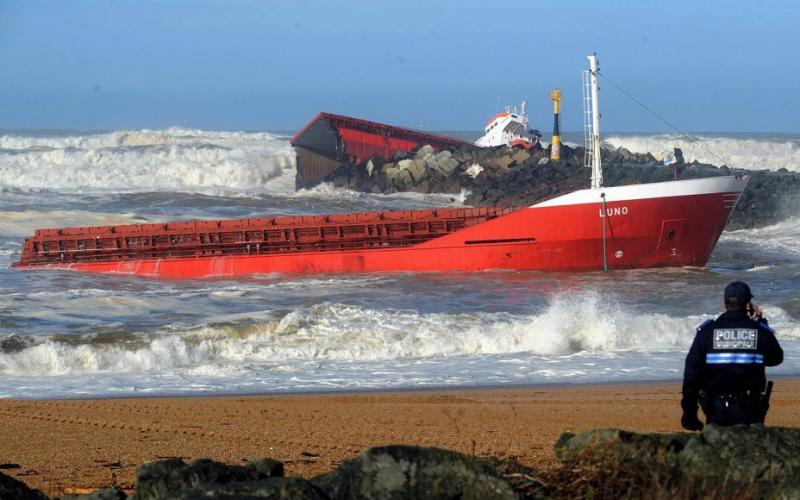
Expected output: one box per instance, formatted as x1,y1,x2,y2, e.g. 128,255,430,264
748,303,763,322
681,413,704,431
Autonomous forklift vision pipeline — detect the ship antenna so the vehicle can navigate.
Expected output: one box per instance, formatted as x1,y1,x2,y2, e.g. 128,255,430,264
596,71,732,167
583,53,603,189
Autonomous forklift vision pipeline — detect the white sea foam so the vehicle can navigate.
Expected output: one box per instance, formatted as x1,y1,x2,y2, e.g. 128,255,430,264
3,295,797,378
720,217,800,258
2,294,798,398
294,182,467,207
604,134,800,171
0,129,470,207
0,210,154,237
0,128,284,154
0,128,296,196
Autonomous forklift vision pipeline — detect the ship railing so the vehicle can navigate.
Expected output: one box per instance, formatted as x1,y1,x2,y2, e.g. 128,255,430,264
30,207,516,238
17,207,520,265
22,232,456,264
22,236,428,263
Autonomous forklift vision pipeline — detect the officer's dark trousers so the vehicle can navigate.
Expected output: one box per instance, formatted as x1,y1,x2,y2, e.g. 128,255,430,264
703,400,765,426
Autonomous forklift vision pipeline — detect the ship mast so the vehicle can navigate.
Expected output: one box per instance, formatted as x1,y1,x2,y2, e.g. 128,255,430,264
583,53,603,189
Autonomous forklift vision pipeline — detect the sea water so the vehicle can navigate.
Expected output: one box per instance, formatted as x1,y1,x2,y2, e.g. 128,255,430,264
0,128,798,398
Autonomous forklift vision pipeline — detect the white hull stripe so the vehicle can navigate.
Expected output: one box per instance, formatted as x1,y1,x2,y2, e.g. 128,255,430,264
706,353,764,364
533,176,749,208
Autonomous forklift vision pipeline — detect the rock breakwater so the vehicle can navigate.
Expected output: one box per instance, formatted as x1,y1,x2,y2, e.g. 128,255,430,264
313,142,800,230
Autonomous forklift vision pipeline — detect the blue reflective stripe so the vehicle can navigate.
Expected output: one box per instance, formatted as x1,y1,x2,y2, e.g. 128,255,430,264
759,321,774,334
706,352,764,364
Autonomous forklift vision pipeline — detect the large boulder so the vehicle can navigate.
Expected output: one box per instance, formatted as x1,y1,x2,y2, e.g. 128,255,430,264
312,445,517,500
425,154,461,179
408,180,430,193
415,144,435,160
434,150,452,162
555,428,690,463
396,159,414,171
680,424,800,483
0,471,48,500
511,149,531,165
484,155,515,172
407,159,428,183
166,477,327,499
438,157,461,176
131,457,284,500
617,147,634,162
380,164,400,190
62,488,126,500
555,425,800,497
392,169,414,191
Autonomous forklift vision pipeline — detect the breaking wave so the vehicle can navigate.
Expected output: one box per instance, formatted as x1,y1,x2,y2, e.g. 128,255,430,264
604,134,800,171
0,210,154,238
720,217,800,258
3,295,797,377
293,182,468,207
0,128,296,196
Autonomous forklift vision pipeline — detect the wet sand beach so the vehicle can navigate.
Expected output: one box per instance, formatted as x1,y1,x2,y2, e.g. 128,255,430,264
1,379,799,497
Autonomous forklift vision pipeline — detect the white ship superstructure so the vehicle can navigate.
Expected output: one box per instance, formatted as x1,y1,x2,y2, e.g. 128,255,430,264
476,100,540,148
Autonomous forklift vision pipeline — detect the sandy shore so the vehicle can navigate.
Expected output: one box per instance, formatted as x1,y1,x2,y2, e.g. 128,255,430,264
1,379,799,497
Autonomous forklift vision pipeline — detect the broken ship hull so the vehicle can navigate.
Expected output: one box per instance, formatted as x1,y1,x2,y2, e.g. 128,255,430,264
11,176,747,278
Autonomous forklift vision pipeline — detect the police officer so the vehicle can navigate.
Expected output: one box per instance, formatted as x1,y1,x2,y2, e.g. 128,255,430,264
681,281,783,430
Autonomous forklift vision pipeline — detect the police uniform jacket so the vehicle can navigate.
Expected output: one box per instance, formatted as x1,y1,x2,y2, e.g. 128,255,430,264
682,310,783,412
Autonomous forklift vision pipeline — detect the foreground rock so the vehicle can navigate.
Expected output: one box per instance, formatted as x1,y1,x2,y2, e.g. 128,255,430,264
8,427,799,498
60,446,516,500
312,445,518,500
128,457,307,500
0,470,48,500
63,489,126,500
554,425,800,497
148,477,326,499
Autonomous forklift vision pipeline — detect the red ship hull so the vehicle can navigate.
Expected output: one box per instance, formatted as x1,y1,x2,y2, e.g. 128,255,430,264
12,176,748,278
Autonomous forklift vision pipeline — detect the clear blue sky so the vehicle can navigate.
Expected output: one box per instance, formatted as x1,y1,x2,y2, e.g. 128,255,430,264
1,0,797,132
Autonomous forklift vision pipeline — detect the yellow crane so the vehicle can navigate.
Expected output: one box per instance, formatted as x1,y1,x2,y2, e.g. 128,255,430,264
548,89,562,161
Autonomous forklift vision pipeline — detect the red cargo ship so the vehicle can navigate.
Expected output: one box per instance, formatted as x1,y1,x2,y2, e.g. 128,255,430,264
10,175,747,278
10,55,749,278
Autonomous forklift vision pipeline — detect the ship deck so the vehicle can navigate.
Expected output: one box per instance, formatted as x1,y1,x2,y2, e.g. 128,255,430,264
14,207,518,267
